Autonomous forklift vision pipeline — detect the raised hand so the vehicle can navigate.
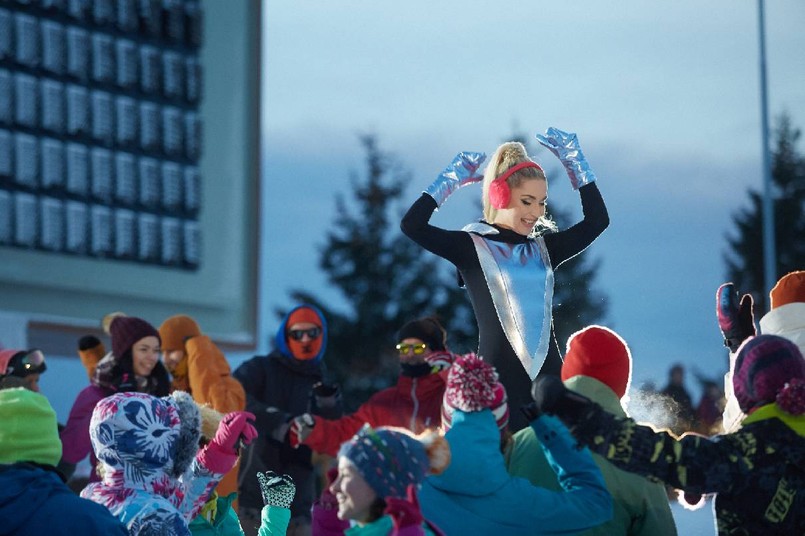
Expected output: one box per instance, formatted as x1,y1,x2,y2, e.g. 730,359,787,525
424,151,487,207
257,471,296,508
529,375,600,428
212,411,257,455
536,127,597,190
198,411,257,474
716,283,756,353
288,413,315,448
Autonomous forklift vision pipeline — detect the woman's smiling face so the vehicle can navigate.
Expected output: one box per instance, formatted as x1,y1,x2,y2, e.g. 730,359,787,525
131,336,160,376
492,178,548,236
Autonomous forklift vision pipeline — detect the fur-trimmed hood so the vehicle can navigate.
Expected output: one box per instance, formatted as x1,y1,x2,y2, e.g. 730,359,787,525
88,391,200,492
80,392,224,535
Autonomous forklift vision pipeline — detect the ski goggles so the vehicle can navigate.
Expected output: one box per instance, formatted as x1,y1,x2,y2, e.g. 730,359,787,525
288,327,322,341
5,349,46,376
396,343,427,356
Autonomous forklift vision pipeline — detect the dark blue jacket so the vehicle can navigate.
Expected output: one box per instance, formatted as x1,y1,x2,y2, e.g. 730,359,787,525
234,305,341,517
0,463,127,536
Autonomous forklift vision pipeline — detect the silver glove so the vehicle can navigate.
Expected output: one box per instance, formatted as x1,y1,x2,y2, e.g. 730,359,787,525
536,127,597,190
424,151,486,207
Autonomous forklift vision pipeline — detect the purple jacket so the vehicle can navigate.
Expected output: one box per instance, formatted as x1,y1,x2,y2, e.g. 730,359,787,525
59,384,108,482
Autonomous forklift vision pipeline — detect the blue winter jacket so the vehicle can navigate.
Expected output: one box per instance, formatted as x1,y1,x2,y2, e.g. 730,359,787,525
419,410,612,535
0,463,128,536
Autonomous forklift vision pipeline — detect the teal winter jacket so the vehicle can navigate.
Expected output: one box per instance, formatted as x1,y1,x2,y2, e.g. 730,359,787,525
419,410,612,535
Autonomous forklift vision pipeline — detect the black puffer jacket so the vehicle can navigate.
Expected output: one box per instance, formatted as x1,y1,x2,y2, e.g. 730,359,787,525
233,305,341,518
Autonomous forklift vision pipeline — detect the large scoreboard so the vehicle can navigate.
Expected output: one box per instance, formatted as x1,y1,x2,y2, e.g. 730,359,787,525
0,0,261,351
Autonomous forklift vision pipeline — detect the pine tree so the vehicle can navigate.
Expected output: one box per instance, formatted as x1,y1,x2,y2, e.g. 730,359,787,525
725,113,805,312
286,135,477,410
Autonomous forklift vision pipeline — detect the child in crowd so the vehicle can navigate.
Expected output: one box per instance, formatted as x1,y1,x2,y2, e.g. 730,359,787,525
80,390,256,535
331,424,450,535
418,353,612,534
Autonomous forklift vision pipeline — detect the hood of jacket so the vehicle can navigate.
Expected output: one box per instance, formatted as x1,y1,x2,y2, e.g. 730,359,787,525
274,304,328,363
563,375,627,418
759,302,805,355
742,402,805,438
88,391,200,496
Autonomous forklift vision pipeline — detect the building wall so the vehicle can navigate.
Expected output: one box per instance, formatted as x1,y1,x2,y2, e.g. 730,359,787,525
0,0,262,351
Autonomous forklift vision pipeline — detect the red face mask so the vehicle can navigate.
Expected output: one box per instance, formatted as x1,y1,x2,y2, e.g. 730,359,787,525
287,327,323,360
286,308,324,361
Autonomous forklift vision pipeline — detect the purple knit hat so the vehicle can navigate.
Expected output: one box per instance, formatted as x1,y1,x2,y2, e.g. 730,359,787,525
109,316,161,359
733,334,805,414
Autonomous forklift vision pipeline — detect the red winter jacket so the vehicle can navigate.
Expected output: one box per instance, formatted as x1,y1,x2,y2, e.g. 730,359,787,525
304,371,447,456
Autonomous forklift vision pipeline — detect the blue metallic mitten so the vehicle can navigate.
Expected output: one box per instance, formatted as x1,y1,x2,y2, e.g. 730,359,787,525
536,127,597,190
424,151,486,207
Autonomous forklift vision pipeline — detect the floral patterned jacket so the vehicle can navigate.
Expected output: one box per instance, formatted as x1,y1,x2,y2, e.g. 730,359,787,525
81,391,223,536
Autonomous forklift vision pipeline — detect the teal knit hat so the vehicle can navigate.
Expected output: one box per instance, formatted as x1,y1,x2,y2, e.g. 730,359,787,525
0,387,62,466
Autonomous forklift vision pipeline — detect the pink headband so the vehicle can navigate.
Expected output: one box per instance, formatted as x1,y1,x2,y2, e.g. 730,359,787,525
495,161,543,184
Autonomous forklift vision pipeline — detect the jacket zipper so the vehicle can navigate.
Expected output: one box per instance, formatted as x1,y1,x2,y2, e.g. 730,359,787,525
410,377,419,431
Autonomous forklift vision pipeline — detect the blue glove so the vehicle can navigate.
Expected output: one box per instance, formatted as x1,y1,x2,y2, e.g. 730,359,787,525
424,151,486,207
536,127,597,190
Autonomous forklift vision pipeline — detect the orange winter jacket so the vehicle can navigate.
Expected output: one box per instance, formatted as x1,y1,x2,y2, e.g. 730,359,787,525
176,336,246,413
172,335,245,502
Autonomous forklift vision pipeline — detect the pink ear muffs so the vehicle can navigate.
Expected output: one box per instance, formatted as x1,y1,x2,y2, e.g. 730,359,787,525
489,161,543,210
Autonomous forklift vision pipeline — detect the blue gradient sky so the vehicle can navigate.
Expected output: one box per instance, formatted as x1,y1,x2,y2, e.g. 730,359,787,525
259,1,805,396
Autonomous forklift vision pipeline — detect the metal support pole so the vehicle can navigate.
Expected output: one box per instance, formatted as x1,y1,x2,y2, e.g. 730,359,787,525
758,0,776,303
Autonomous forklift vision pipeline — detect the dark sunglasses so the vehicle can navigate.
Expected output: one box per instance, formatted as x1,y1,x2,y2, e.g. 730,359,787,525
288,327,322,341
396,343,427,355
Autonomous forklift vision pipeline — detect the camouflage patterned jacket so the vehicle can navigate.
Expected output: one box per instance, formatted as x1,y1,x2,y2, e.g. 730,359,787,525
574,403,805,535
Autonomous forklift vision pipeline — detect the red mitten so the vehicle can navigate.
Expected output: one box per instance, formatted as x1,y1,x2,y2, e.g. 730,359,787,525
384,484,424,535
198,411,256,474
